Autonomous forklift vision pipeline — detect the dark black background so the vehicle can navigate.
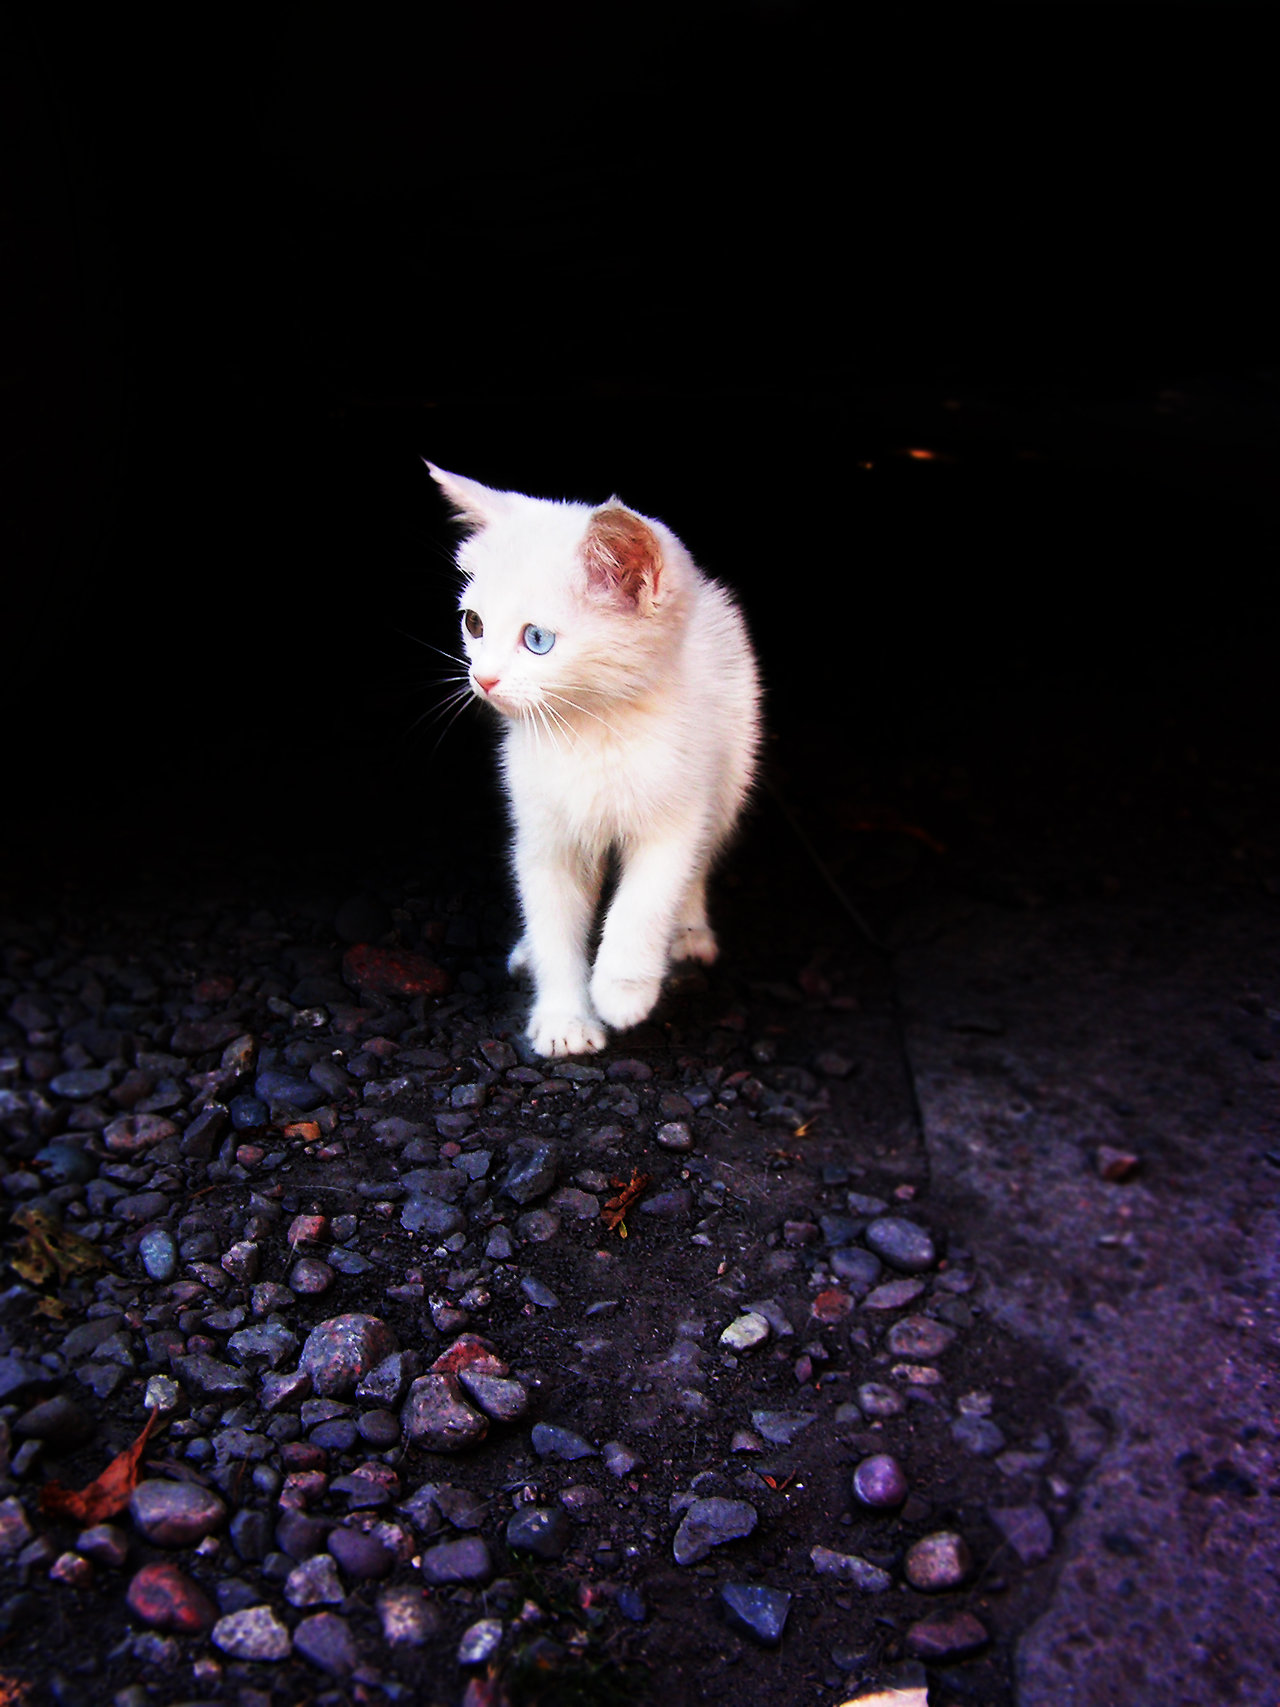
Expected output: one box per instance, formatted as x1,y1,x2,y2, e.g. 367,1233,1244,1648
3,2,1276,883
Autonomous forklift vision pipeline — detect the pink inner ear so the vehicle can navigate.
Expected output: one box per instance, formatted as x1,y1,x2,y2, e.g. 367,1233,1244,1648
583,507,662,605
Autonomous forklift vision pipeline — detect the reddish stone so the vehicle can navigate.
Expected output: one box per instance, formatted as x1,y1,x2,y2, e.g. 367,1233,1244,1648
289,1214,327,1246
430,1334,506,1377
341,944,450,1001
194,974,237,1004
1096,1145,1141,1182
126,1561,217,1633
906,1609,988,1660
284,1121,323,1142
810,1288,852,1322
282,1440,329,1473
102,1113,178,1155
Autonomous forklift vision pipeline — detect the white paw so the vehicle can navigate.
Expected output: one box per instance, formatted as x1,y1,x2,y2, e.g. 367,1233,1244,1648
672,925,718,964
528,1008,606,1058
590,968,663,1032
507,936,531,976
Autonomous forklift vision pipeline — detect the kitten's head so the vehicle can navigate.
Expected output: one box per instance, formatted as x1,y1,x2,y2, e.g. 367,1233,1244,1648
428,463,687,730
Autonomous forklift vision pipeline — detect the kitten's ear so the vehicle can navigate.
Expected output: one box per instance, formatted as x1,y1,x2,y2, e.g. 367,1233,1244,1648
426,462,511,532
582,504,663,612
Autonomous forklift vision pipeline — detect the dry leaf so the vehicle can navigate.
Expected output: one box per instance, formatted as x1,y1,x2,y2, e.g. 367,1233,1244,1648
601,1171,650,1237
9,1207,104,1287
40,1405,160,1524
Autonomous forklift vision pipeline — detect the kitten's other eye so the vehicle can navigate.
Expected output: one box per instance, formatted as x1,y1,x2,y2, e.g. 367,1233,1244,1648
522,624,556,655
463,610,483,638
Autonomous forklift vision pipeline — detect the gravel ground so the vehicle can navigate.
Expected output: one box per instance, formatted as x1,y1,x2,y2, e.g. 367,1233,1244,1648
3,708,1275,1707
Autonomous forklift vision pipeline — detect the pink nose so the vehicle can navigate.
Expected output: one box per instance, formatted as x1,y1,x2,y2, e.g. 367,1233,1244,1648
475,675,500,694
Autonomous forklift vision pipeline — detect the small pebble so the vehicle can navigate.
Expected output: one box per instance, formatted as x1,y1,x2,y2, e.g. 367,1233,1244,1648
886,1316,956,1359
293,1609,358,1676
211,1604,292,1661
300,1314,398,1397
531,1422,595,1461
904,1530,972,1591
852,1454,909,1509
906,1609,989,1660
129,1480,226,1547
720,1312,770,1351
672,1497,757,1565
809,1545,891,1592
458,1616,504,1663
864,1217,936,1272
418,1536,492,1584
378,1584,442,1645
720,1582,791,1645
126,1562,217,1633
506,1506,570,1560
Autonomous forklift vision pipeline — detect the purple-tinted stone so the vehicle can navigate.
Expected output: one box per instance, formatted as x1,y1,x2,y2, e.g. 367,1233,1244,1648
885,1316,956,1359
293,1610,358,1676
907,1610,989,1660
130,1480,226,1547
458,1371,529,1423
418,1535,492,1585
356,1408,402,1447
289,1257,336,1295
904,1530,973,1591
720,1581,791,1645
328,1525,394,1580
852,1453,909,1509
261,1368,312,1411
275,1508,334,1561
75,1522,129,1567
211,1604,291,1660
400,1374,488,1452
285,1553,345,1608
505,1505,570,1560
989,1502,1053,1564
672,1497,757,1566
300,1315,398,1397
309,1418,358,1452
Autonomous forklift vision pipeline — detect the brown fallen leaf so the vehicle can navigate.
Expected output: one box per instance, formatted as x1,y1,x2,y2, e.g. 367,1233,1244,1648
9,1207,105,1288
40,1405,160,1524
601,1170,650,1238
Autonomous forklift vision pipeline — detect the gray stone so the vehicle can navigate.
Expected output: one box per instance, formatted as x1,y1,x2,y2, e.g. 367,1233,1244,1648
520,1276,560,1309
863,1277,927,1310
672,1497,757,1565
505,1505,570,1560
865,1217,936,1272
720,1582,791,1644
138,1228,177,1281
172,1354,251,1401
458,1371,529,1422
227,1322,299,1370
211,1604,292,1661
989,1502,1053,1564
531,1422,595,1461
809,1545,892,1591
458,1616,504,1664
751,1409,817,1446
828,1247,883,1293
285,1553,345,1607
952,1415,1007,1457
130,1480,226,1547
378,1584,443,1645
856,1381,905,1419
418,1535,492,1584
401,1196,466,1237
885,1316,956,1359
401,1373,488,1451
300,1314,398,1397
293,1610,358,1676
501,1142,558,1204
906,1610,989,1661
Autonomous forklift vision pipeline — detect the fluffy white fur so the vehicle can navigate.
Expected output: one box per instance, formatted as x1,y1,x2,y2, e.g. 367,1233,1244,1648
429,464,761,1057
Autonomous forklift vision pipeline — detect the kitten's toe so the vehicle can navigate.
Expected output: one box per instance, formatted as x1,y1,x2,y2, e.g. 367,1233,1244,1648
673,925,718,964
590,969,662,1032
528,1009,606,1058
507,936,532,977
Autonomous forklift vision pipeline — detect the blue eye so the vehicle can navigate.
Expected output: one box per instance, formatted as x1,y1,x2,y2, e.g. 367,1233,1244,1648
522,623,555,655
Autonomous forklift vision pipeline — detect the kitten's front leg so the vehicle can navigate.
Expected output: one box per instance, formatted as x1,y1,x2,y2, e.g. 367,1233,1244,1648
591,834,706,1032
515,831,606,1057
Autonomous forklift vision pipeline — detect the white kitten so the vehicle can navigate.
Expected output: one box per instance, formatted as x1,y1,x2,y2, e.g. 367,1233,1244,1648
429,464,761,1058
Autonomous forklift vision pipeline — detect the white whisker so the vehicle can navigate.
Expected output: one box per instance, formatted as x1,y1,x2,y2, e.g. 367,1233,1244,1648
544,691,625,742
